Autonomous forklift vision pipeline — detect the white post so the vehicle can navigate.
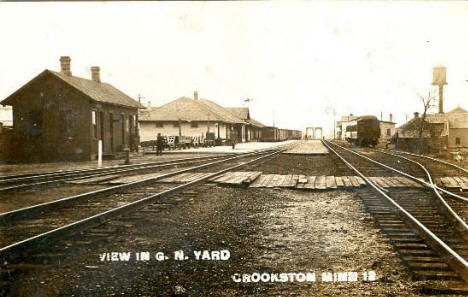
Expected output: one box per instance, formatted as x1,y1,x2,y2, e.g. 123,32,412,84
98,140,102,168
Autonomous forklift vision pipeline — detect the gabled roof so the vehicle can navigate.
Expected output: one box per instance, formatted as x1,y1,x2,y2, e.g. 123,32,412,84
1,70,143,109
246,118,266,128
447,107,468,114
139,97,244,124
397,113,449,136
226,107,266,127
197,99,244,124
226,107,249,120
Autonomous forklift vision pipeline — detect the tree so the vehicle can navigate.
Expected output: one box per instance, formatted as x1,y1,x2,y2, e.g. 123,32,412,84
416,90,437,153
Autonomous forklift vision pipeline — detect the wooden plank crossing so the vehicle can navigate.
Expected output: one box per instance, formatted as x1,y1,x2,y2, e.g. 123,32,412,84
326,176,337,189
341,176,353,188
436,176,468,190
211,171,262,186
441,177,459,188
295,175,307,189
356,176,366,186
280,175,298,188
303,176,316,189
335,176,344,187
315,175,326,190
156,171,465,190
249,175,269,187
348,176,361,187
460,177,468,191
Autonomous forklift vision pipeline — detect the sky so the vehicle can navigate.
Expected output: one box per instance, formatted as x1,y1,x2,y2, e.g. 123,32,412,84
1,2,468,136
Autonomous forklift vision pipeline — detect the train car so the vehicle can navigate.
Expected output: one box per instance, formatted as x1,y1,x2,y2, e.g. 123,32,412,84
261,127,302,142
291,130,302,140
345,115,380,147
260,126,277,142
277,129,287,141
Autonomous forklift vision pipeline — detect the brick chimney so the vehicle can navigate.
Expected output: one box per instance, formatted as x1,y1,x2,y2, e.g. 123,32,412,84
389,113,393,122
91,66,100,83
60,56,72,76
194,91,198,100
414,112,419,118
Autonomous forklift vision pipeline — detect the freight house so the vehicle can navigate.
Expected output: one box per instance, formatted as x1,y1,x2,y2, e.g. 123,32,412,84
1,56,143,162
139,91,265,143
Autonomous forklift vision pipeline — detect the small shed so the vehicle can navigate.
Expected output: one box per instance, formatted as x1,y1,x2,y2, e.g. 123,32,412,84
1,56,143,162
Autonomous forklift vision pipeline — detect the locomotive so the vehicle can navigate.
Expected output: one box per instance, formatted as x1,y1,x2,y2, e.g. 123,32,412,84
345,115,380,147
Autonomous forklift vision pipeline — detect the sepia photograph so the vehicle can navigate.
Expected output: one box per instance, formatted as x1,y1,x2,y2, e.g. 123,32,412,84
0,1,468,296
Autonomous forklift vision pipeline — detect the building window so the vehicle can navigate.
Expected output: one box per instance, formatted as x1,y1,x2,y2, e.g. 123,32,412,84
156,122,163,128
191,122,198,128
456,137,461,145
92,111,97,139
173,122,179,128
386,129,391,136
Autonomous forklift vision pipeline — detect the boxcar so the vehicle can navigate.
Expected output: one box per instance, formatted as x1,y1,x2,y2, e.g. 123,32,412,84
345,115,380,146
261,127,277,142
261,127,302,142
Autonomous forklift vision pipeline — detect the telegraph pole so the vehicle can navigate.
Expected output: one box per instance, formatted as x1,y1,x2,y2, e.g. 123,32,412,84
137,94,145,104
272,110,276,128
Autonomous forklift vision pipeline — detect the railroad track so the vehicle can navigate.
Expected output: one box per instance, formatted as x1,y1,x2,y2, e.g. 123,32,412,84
397,151,468,177
323,140,468,289
391,150,468,193
0,148,284,275
0,154,237,193
368,149,468,225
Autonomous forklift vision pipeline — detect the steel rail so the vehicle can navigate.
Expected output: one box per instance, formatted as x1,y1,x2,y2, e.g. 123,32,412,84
373,148,468,240
326,141,468,236
321,140,468,283
0,155,236,193
0,149,281,259
398,150,468,175
0,154,235,186
0,148,276,224
376,149,468,203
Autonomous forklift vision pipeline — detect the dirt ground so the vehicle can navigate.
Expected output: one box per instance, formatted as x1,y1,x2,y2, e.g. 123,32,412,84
7,185,435,297
244,154,354,176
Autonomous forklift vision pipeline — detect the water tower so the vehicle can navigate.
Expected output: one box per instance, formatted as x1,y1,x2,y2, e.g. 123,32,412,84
432,66,447,114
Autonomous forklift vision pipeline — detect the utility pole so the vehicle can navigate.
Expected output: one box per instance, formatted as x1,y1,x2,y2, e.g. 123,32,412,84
332,107,337,140
137,94,145,104
272,110,276,128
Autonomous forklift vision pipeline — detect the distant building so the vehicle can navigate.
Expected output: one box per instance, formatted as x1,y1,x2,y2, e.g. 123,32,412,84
396,107,468,152
138,92,266,143
0,56,143,162
379,114,396,144
225,107,265,141
396,112,448,153
335,114,358,140
444,107,468,148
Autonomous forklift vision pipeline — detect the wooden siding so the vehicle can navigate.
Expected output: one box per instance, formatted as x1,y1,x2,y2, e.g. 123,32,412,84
6,73,138,162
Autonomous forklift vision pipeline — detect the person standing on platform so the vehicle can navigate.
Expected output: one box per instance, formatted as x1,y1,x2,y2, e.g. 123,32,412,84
156,133,164,156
